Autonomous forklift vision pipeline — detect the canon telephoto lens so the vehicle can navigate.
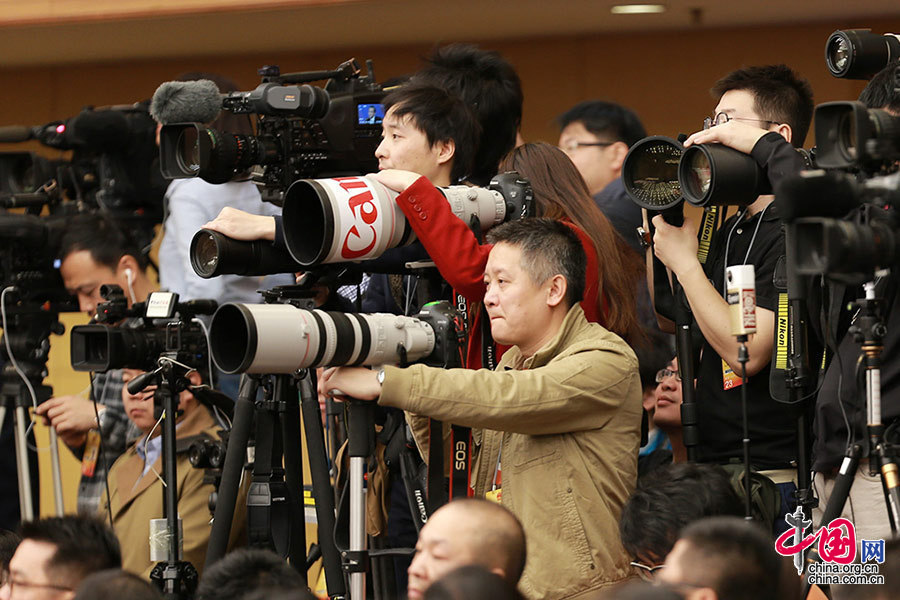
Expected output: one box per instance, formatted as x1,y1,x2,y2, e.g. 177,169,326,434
622,136,684,211
209,303,436,374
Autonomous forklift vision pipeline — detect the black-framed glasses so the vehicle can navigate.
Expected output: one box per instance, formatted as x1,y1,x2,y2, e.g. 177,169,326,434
560,140,615,152
4,578,73,594
702,112,781,130
655,368,681,383
630,561,665,581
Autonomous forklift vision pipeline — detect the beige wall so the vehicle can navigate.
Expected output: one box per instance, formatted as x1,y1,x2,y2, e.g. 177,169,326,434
4,17,900,515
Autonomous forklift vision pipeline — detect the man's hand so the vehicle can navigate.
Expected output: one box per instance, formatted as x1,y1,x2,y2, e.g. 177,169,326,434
318,367,382,401
372,169,424,193
651,214,702,278
683,121,769,154
203,207,277,241
34,395,99,448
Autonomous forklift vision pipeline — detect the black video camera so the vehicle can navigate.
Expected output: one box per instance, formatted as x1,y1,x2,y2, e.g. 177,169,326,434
158,59,385,205
70,286,216,373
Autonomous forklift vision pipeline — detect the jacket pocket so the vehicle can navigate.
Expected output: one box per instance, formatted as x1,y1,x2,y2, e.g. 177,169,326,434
508,433,559,471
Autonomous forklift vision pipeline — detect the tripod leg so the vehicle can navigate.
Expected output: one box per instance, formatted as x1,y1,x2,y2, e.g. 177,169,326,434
299,373,347,597
277,376,308,572
205,376,258,569
347,401,375,600
48,429,64,516
14,406,34,522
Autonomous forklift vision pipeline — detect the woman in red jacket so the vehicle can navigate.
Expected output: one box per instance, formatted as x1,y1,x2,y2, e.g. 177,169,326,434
374,141,644,368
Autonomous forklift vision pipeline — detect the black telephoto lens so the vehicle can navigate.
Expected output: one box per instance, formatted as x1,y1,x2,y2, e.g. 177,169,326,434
189,229,303,278
622,136,684,211
678,144,768,207
825,29,900,80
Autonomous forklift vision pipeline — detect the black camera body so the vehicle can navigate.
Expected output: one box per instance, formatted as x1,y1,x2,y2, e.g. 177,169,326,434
70,287,216,373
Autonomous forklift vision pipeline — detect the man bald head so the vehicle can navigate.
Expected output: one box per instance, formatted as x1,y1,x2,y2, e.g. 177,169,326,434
406,499,526,600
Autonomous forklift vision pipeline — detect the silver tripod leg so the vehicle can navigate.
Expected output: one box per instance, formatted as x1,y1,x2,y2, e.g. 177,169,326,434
14,405,34,522
349,455,367,599
48,428,65,516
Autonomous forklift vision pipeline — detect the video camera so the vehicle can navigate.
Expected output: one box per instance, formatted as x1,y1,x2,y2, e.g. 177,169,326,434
0,104,166,240
70,285,216,373
825,29,900,80
157,59,384,205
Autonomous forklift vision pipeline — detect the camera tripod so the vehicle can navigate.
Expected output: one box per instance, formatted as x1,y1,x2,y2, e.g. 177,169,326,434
805,281,900,573
0,291,66,522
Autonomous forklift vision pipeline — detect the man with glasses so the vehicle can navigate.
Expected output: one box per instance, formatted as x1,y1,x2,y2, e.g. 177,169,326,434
557,100,647,254
649,65,814,527
0,515,121,600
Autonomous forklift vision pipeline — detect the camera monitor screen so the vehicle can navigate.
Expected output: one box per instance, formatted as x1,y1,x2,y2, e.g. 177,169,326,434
358,103,384,125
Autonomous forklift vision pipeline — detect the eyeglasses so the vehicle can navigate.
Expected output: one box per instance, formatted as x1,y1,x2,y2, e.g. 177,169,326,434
4,578,73,595
655,368,681,383
630,561,665,581
560,140,616,153
702,112,781,130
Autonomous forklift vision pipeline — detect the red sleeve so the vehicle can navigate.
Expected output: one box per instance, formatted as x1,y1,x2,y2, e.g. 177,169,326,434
395,176,491,301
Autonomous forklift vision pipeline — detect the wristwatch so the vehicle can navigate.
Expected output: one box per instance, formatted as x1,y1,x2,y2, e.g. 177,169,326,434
636,226,652,250
376,368,386,385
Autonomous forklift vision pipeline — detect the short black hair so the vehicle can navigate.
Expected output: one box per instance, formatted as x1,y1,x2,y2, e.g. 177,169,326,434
557,100,647,147
486,218,587,309
195,548,307,600
19,516,121,585
57,212,148,270
859,61,900,113
413,44,523,186
599,581,686,600
74,569,162,600
424,565,523,600
676,516,781,600
711,64,814,147
620,463,744,564
383,82,481,183
634,331,674,391
0,529,21,577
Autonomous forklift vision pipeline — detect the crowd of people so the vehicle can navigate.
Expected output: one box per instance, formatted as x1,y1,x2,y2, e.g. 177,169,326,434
2,40,900,600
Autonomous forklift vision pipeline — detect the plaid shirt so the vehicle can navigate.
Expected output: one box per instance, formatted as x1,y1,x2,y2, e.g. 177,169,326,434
76,369,142,515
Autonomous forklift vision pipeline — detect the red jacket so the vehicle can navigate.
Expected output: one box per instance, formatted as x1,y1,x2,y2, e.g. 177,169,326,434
395,176,605,369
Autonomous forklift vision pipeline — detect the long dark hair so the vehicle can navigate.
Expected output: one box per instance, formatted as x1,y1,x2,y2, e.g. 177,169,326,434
499,142,645,345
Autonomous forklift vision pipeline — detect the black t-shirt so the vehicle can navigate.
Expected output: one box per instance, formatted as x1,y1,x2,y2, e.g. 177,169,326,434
812,276,900,472
695,202,800,469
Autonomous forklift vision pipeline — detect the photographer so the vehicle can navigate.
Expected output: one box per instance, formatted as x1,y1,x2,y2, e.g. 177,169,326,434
319,218,642,599
101,367,245,579
810,61,900,542
35,213,156,515
649,65,813,521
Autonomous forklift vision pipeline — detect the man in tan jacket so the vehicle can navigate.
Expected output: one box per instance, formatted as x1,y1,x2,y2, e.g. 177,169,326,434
320,218,642,599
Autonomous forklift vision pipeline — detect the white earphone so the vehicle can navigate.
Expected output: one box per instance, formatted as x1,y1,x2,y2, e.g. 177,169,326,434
123,267,137,304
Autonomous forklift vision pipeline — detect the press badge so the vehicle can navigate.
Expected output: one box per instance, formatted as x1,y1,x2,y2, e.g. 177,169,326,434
81,429,101,477
722,359,743,390
485,488,502,503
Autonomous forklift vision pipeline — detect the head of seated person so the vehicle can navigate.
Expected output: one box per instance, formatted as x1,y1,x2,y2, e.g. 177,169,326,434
376,82,480,187
423,565,523,600
1,515,121,600
407,499,526,600
657,516,781,600
56,212,154,318
121,368,206,434
482,218,586,357
620,463,743,576
73,569,161,600
195,548,309,600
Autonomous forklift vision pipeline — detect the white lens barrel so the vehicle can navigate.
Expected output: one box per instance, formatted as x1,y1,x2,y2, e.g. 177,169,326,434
440,186,506,231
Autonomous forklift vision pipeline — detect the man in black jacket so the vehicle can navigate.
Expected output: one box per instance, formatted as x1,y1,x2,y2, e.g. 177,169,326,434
649,65,813,530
